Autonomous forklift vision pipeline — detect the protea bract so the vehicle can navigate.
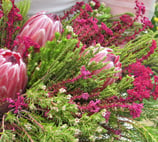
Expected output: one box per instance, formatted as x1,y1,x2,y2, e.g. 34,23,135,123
15,11,62,56
89,47,122,88
0,49,27,114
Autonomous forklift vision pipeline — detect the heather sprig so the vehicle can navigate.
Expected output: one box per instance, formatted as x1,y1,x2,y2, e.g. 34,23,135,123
6,94,28,114
0,0,22,49
0,0,30,50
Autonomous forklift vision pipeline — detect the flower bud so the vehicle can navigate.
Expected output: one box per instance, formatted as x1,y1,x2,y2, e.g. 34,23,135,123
0,49,27,114
15,11,62,56
89,47,122,87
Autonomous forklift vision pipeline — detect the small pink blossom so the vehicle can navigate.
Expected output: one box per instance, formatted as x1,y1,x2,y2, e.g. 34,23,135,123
127,61,154,101
103,111,111,123
88,99,100,113
129,103,143,118
0,11,3,19
85,4,93,12
80,65,91,79
81,93,90,100
120,15,133,25
6,93,27,114
101,22,113,36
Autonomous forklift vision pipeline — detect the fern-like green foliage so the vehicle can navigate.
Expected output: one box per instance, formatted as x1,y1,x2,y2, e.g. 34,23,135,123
0,130,15,142
136,99,158,142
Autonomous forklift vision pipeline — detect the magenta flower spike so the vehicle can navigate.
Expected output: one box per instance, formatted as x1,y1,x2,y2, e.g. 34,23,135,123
15,11,62,56
90,47,122,87
0,49,27,114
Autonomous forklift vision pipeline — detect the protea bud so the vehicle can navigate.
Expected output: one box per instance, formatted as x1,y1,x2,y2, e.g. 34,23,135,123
89,47,122,88
15,11,62,56
0,49,27,114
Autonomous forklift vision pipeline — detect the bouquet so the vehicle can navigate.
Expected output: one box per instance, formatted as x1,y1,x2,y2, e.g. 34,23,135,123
0,0,158,141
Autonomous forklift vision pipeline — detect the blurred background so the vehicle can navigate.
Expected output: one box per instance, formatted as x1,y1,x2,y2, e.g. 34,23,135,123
151,0,158,31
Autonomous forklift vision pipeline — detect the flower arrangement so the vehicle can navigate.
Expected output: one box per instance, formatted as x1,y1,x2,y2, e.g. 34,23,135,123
0,0,158,141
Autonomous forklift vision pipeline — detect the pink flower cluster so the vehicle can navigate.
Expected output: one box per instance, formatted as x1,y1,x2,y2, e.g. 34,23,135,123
100,98,144,119
79,99,101,113
61,0,153,48
6,93,28,114
127,61,158,101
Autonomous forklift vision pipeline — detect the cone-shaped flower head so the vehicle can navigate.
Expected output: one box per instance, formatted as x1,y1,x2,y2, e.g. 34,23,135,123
90,47,122,87
0,49,27,113
15,11,62,56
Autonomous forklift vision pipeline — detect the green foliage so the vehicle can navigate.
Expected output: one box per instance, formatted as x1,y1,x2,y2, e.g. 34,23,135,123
137,98,158,125
144,126,158,141
27,33,82,87
119,30,156,67
131,122,158,142
0,130,16,142
15,0,31,18
151,3,158,32
90,2,112,23
0,84,111,142
15,0,30,27
99,75,134,99
1,0,12,15
27,32,117,92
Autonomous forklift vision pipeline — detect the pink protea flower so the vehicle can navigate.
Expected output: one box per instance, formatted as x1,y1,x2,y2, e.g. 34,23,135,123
0,49,27,114
15,11,62,56
89,47,122,88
